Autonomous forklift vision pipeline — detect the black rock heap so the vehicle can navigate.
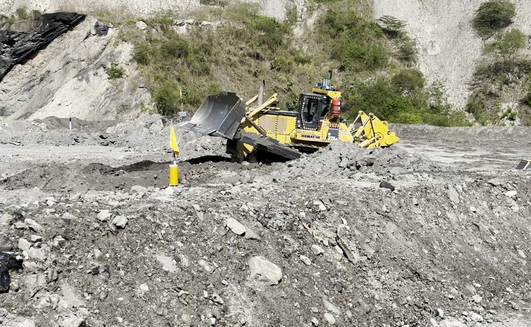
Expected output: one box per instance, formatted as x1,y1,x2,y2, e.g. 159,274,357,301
0,12,86,82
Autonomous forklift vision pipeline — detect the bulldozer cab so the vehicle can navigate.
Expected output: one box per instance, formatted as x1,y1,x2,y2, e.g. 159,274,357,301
298,93,328,130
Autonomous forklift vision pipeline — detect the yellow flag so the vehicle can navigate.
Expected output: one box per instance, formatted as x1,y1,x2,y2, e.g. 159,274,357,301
170,126,179,155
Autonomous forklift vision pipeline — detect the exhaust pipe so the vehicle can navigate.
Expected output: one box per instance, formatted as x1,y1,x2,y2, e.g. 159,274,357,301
258,80,265,106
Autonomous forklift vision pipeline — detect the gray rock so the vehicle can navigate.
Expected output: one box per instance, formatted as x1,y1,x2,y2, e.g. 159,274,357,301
210,293,224,305
323,313,335,324
19,320,36,327
471,294,482,303
313,200,327,212
0,234,12,252
336,225,361,263
136,21,148,30
97,210,112,222
30,235,42,242
300,255,312,266
469,312,483,322
198,259,216,273
226,218,246,235
0,213,12,225
244,227,261,241
487,178,505,186
505,190,517,198
18,238,31,251
24,218,43,232
156,254,177,273
323,299,341,315
61,316,85,327
448,185,460,204
311,317,319,326
112,215,128,228
439,318,466,327
25,247,46,261
311,244,324,256
248,256,282,285
131,185,148,193
53,236,66,248
436,308,444,317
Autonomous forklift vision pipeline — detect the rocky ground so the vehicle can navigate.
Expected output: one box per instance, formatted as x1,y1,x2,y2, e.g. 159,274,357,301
1,114,531,327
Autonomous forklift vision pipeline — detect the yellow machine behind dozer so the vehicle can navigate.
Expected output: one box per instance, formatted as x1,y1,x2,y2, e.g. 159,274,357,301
181,73,399,161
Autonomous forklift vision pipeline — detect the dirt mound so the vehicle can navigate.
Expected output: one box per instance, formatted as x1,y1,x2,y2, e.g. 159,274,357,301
0,116,531,326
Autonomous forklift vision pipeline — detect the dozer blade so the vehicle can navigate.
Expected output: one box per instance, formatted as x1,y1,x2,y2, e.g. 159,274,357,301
516,159,531,170
180,92,245,140
239,132,301,160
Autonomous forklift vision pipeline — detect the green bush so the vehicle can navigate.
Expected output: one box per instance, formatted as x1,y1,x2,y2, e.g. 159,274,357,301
341,73,468,126
133,42,152,65
465,90,493,124
319,9,389,72
244,16,290,53
526,90,531,106
122,4,452,123
148,11,175,31
396,35,417,63
475,59,531,85
484,29,526,59
161,38,189,59
391,69,425,94
31,10,42,20
472,0,515,38
293,54,312,65
105,63,125,80
154,83,181,116
15,7,28,20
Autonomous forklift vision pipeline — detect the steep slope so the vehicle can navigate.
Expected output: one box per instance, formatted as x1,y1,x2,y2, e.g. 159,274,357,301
0,15,151,120
373,0,531,109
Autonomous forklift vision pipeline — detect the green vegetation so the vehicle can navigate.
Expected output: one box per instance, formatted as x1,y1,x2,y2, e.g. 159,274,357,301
318,9,388,72
0,7,42,26
472,0,515,38
103,1,465,126
466,1,531,125
466,58,531,124
105,63,125,80
343,71,468,126
484,29,526,59
376,15,417,63
468,7,530,125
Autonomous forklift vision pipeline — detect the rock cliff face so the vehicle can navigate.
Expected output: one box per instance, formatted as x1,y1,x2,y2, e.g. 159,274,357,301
1,0,531,121
373,0,531,108
0,12,85,83
0,15,151,120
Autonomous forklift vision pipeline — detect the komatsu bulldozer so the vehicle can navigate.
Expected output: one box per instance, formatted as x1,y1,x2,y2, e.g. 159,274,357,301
181,72,399,161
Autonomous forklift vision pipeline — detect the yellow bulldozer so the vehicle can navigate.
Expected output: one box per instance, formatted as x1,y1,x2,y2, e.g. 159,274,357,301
181,72,400,161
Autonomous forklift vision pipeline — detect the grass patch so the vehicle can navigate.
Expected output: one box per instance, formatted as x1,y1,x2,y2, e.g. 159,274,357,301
105,63,125,80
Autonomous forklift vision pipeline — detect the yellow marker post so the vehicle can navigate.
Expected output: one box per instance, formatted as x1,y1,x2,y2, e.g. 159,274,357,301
169,125,180,186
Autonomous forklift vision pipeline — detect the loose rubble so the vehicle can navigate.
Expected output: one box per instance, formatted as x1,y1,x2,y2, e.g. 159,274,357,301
0,116,530,326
